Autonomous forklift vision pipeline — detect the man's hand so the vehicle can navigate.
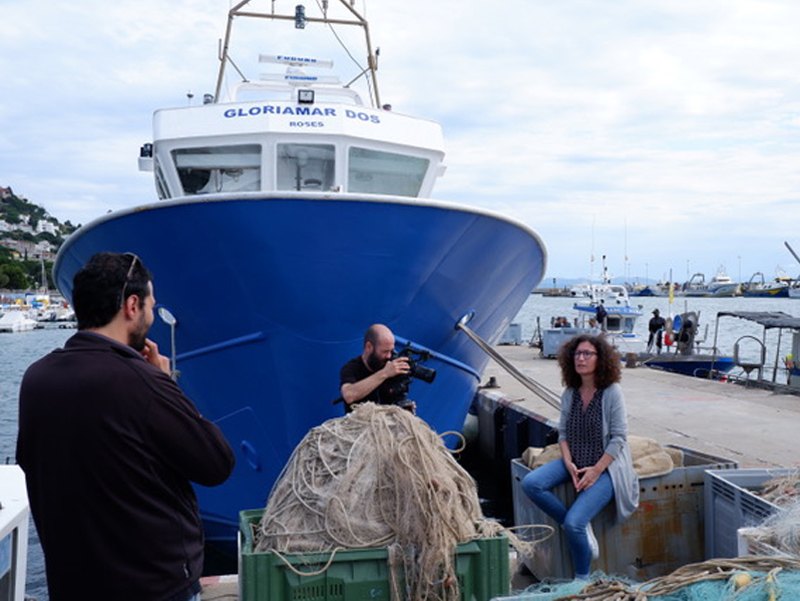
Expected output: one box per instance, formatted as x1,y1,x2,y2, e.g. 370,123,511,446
382,356,410,378
142,338,171,375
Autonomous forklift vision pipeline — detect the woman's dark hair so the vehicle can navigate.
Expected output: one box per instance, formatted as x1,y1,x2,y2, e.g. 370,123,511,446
557,334,621,389
72,252,152,330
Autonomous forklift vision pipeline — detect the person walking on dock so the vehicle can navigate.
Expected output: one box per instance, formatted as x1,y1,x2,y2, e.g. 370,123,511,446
520,334,638,579
16,252,235,601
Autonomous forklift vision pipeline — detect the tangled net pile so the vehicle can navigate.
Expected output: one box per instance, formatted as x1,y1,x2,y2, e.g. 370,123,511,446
252,403,529,601
739,498,800,557
754,470,800,507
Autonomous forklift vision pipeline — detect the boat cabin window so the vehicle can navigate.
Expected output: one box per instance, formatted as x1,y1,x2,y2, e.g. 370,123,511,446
348,147,429,197
277,144,335,191
172,144,261,195
605,315,622,332
154,159,169,200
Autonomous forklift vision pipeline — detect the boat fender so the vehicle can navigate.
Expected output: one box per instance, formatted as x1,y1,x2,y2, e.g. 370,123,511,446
664,331,673,346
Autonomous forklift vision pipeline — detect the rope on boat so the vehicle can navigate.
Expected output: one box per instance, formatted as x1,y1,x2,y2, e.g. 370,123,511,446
455,320,562,410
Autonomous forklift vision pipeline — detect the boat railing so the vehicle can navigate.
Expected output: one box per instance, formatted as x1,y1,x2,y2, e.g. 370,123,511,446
732,335,767,381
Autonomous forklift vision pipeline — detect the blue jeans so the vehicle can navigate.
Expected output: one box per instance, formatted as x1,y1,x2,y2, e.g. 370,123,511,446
521,458,614,578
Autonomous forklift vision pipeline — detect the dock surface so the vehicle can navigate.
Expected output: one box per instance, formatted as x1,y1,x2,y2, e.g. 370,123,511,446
481,344,800,468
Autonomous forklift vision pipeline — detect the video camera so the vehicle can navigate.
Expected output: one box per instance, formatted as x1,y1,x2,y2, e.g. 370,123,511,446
384,346,437,406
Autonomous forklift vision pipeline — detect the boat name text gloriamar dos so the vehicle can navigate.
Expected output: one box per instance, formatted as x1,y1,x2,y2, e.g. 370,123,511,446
224,105,381,125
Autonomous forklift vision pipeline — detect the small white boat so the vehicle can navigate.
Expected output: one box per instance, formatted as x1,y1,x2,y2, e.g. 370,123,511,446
0,311,38,332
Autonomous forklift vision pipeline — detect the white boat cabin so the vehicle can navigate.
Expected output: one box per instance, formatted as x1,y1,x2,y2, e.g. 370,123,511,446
139,56,446,202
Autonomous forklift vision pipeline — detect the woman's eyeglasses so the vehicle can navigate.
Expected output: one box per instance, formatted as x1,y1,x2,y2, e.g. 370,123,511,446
574,350,597,359
119,253,140,308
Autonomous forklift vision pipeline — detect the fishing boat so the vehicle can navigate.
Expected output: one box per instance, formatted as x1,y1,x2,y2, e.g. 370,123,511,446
741,272,791,298
783,241,800,299
643,311,735,379
52,0,546,549
678,272,709,297
569,263,646,354
705,266,741,297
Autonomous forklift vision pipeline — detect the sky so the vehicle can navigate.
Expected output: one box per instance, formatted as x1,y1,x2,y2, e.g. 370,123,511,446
2,0,800,283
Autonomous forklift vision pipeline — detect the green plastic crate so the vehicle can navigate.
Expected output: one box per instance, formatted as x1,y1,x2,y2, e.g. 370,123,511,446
239,509,509,601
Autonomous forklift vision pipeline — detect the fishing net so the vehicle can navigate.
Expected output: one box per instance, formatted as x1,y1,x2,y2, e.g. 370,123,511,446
754,469,800,507
252,402,543,601
504,557,800,600
738,497,800,556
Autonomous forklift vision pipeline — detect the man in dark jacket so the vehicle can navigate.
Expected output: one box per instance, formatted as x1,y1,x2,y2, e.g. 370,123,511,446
648,308,667,353
17,252,235,601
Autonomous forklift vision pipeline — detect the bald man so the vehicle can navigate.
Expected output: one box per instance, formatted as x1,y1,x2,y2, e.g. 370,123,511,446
339,324,413,412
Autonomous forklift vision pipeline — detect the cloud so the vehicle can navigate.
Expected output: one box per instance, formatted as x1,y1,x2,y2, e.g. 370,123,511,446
2,0,800,279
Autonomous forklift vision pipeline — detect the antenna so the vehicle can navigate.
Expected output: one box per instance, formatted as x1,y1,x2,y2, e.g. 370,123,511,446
589,214,596,282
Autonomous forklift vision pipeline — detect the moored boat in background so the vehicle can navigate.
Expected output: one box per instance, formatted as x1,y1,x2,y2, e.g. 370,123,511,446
52,0,546,550
741,272,791,298
569,261,646,354
706,266,741,297
679,272,709,297
0,310,37,333
643,311,735,378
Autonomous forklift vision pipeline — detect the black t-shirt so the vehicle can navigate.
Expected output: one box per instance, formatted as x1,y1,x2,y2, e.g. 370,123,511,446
649,315,666,333
339,356,406,412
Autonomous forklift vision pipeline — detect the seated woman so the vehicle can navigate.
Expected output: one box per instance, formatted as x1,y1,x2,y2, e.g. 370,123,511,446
521,334,639,579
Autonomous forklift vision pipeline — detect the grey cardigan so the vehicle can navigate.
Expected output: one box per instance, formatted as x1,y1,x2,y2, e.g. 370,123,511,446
558,382,639,522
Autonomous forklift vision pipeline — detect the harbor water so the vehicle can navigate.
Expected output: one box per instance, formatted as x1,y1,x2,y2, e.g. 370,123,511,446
1,295,799,599
1,326,72,601
515,294,800,381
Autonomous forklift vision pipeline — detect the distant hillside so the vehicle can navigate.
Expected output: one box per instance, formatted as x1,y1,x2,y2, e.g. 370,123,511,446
0,186,78,258
0,185,79,290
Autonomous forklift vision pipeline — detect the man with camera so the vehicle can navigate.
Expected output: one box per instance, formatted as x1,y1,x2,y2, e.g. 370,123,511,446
339,323,416,413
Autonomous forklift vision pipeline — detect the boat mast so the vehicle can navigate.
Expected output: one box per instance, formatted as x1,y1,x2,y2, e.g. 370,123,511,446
213,0,381,107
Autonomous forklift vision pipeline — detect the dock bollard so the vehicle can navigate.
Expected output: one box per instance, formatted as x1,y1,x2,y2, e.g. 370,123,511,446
625,353,637,368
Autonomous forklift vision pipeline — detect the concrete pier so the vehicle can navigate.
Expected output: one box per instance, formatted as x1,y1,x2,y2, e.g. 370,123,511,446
479,344,800,468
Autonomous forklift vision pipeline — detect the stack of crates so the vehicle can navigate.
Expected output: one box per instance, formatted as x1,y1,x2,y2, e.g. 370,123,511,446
239,509,510,601
511,445,738,581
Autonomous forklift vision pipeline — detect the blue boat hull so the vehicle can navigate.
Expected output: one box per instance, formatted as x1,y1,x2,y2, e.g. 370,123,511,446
644,355,736,378
742,289,789,298
54,194,546,544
